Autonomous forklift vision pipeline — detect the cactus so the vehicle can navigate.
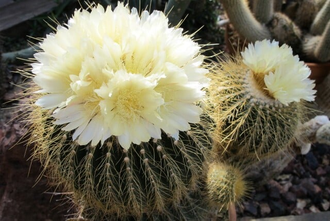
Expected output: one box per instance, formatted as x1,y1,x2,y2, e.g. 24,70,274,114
220,0,271,42
206,161,248,210
314,21,330,61
23,2,215,220
252,0,274,24
220,0,330,63
28,103,212,220
311,0,330,35
267,12,302,55
206,40,315,162
207,57,306,161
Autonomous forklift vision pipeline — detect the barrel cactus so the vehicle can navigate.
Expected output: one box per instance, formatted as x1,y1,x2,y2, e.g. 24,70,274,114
25,2,212,220
206,39,316,161
221,0,330,62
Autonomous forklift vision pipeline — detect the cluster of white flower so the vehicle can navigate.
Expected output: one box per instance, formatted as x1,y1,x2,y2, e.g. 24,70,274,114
32,3,209,149
241,40,316,105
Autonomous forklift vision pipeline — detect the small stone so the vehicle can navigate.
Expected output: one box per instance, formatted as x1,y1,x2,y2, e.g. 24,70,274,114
316,167,327,176
325,165,330,174
254,192,267,201
300,179,316,195
243,201,259,216
309,205,320,213
260,202,271,216
293,163,306,177
305,151,319,170
268,186,281,199
290,185,307,198
321,199,330,211
282,182,293,192
291,207,304,215
282,192,297,205
296,198,309,209
268,200,287,216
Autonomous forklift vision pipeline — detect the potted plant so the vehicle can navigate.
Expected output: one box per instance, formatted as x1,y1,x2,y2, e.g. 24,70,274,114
221,0,330,84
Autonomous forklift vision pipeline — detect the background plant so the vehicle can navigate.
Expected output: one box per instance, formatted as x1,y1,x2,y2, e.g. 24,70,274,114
221,0,330,63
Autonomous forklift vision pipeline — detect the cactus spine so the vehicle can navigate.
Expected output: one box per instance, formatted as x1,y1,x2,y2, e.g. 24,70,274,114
267,12,302,54
206,55,310,161
220,0,272,42
311,0,330,35
24,2,214,220
207,161,248,209
29,103,211,220
315,21,330,61
252,0,274,24
294,0,318,29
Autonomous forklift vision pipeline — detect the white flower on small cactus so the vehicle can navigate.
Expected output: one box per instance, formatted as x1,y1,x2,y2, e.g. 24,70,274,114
241,39,316,105
32,3,208,149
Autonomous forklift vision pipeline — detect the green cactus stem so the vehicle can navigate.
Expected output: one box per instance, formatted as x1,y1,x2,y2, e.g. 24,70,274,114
164,0,192,26
220,0,272,42
252,0,274,24
267,12,302,55
206,161,248,211
28,104,212,220
316,0,327,9
311,0,330,35
206,57,308,161
294,0,318,30
314,21,330,62
302,34,321,61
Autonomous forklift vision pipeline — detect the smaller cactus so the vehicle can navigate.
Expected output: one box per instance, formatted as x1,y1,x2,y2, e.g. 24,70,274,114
206,161,248,210
207,40,315,161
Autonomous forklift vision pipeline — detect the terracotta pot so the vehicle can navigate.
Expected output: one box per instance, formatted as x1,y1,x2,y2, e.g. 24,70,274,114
307,62,330,85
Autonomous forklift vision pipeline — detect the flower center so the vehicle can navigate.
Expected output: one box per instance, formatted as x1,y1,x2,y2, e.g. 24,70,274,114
252,72,274,99
115,89,143,122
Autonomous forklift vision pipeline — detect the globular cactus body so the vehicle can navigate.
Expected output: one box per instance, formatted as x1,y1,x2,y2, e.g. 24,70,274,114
207,161,248,209
207,58,304,160
24,2,213,220
31,106,211,220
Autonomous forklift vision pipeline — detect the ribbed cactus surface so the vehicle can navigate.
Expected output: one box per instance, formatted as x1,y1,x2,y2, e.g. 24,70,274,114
207,58,307,161
30,106,211,220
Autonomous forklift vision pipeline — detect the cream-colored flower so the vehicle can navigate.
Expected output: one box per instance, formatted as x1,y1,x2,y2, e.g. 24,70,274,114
241,39,316,105
32,3,208,149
